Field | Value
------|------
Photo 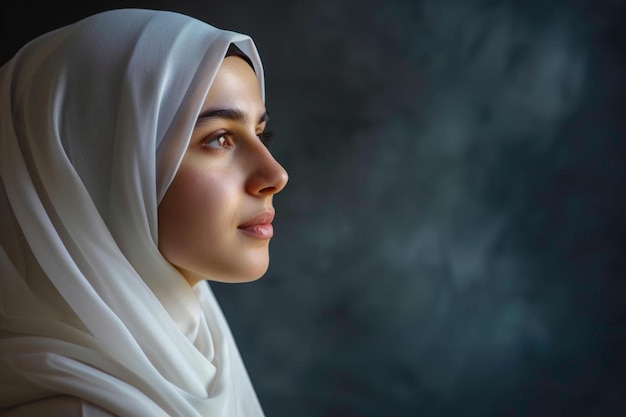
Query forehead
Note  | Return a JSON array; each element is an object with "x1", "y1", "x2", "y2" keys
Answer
[{"x1": 201, "y1": 56, "x2": 264, "y2": 112}]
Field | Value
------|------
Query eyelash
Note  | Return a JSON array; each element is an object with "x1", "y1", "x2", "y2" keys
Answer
[
  {"x1": 258, "y1": 130, "x2": 274, "y2": 146},
  {"x1": 202, "y1": 130, "x2": 274, "y2": 149}
]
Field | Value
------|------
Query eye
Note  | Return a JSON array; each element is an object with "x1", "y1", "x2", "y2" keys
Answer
[
  {"x1": 201, "y1": 133, "x2": 231, "y2": 149},
  {"x1": 258, "y1": 130, "x2": 274, "y2": 147}
]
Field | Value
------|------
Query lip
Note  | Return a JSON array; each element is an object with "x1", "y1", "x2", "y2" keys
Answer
[{"x1": 238, "y1": 210, "x2": 275, "y2": 239}]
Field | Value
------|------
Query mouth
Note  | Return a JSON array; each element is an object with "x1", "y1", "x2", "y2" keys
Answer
[{"x1": 238, "y1": 210, "x2": 275, "y2": 239}]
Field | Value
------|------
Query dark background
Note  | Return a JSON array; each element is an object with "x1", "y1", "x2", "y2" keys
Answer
[{"x1": 2, "y1": 1, "x2": 625, "y2": 416}]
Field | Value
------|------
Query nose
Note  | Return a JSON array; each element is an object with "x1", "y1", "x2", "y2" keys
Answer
[{"x1": 245, "y1": 146, "x2": 289, "y2": 196}]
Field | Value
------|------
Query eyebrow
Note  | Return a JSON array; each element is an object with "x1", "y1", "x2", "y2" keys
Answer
[{"x1": 196, "y1": 108, "x2": 269, "y2": 125}]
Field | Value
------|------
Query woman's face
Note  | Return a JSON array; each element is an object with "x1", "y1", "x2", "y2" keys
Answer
[{"x1": 157, "y1": 56, "x2": 288, "y2": 285}]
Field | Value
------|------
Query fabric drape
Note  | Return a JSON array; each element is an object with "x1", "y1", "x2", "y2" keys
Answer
[{"x1": 0, "y1": 9, "x2": 265, "y2": 416}]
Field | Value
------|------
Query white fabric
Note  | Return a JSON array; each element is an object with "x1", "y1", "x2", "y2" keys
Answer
[
  {"x1": 0, "y1": 9, "x2": 265, "y2": 417},
  {"x1": 1, "y1": 396, "x2": 115, "y2": 417}
]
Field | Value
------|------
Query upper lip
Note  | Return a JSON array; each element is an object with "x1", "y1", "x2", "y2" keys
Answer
[{"x1": 238, "y1": 210, "x2": 275, "y2": 228}]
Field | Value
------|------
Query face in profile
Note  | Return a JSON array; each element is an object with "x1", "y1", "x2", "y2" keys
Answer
[{"x1": 157, "y1": 55, "x2": 288, "y2": 285}]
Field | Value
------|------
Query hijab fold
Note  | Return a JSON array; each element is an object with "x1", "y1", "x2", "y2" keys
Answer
[{"x1": 0, "y1": 9, "x2": 264, "y2": 416}]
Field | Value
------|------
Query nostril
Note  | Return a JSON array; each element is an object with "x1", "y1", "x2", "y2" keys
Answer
[{"x1": 259, "y1": 185, "x2": 278, "y2": 195}]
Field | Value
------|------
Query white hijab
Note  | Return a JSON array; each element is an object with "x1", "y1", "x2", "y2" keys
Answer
[{"x1": 0, "y1": 9, "x2": 265, "y2": 416}]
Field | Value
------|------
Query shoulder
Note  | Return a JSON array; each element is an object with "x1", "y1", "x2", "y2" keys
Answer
[{"x1": 0, "y1": 396, "x2": 116, "y2": 417}]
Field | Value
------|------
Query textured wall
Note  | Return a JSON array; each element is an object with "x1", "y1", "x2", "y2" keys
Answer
[{"x1": 2, "y1": 1, "x2": 625, "y2": 416}]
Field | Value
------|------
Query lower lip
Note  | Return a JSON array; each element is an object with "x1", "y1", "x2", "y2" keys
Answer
[{"x1": 238, "y1": 224, "x2": 273, "y2": 239}]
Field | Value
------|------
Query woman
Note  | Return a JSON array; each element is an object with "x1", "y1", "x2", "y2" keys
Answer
[{"x1": 0, "y1": 8, "x2": 287, "y2": 416}]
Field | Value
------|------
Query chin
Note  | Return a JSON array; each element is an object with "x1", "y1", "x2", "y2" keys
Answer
[
  {"x1": 189, "y1": 261, "x2": 270, "y2": 285},
  {"x1": 219, "y1": 263, "x2": 270, "y2": 284}
]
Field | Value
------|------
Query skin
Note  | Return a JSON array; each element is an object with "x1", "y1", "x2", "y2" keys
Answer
[{"x1": 157, "y1": 56, "x2": 288, "y2": 286}]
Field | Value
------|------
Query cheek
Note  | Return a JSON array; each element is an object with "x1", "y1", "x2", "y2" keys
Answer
[{"x1": 157, "y1": 164, "x2": 232, "y2": 263}]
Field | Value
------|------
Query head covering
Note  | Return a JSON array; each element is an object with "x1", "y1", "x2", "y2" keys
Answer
[{"x1": 0, "y1": 9, "x2": 265, "y2": 416}]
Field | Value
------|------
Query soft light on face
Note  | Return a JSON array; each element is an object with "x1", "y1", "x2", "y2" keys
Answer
[{"x1": 157, "y1": 56, "x2": 288, "y2": 286}]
